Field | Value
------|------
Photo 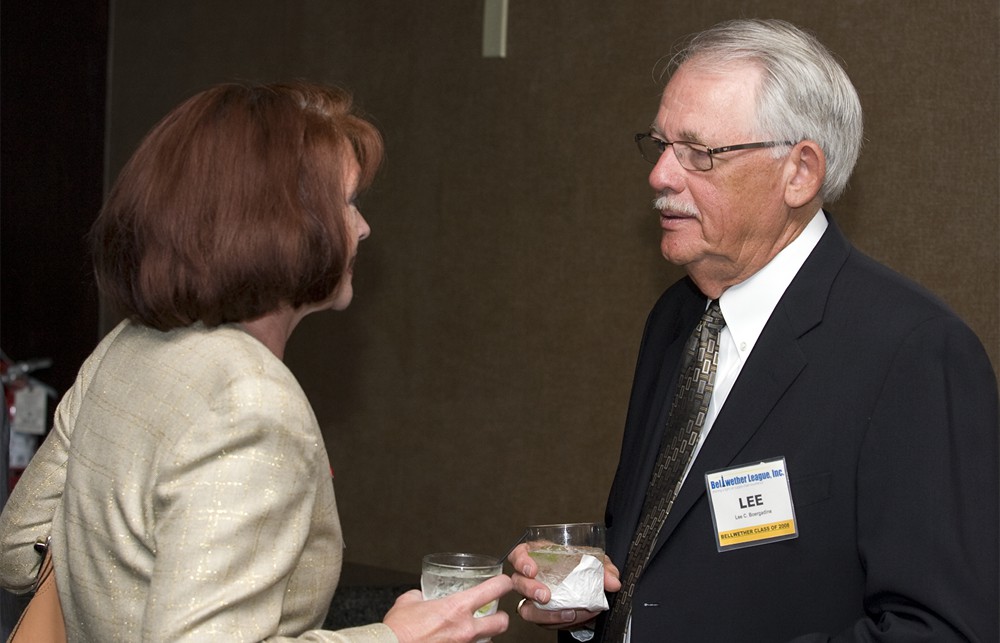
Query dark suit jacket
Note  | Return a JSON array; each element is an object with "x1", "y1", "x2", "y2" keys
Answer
[{"x1": 594, "y1": 217, "x2": 998, "y2": 642}]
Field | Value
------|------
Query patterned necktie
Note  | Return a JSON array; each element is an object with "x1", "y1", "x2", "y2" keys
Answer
[{"x1": 601, "y1": 299, "x2": 726, "y2": 642}]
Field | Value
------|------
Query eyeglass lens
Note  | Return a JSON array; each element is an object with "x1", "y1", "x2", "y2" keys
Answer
[{"x1": 636, "y1": 135, "x2": 712, "y2": 171}]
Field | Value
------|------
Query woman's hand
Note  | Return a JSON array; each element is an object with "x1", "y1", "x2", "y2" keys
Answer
[
  {"x1": 384, "y1": 574, "x2": 513, "y2": 643},
  {"x1": 508, "y1": 543, "x2": 621, "y2": 630}
]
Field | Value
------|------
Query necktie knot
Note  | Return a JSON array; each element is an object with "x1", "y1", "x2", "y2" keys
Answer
[
  {"x1": 704, "y1": 298, "x2": 726, "y2": 332},
  {"x1": 682, "y1": 299, "x2": 726, "y2": 375}
]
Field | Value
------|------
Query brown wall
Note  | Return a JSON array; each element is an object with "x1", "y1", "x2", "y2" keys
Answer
[{"x1": 105, "y1": 2, "x2": 999, "y2": 640}]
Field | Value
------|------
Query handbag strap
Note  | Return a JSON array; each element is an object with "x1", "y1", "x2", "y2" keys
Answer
[{"x1": 31, "y1": 540, "x2": 54, "y2": 594}]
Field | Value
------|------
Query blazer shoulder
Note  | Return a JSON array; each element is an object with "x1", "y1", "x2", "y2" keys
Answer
[
  {"x1": 835, "y1": 247, "x2": 966, "y2": 330},
  {"x1": 787, "y1": 219, "x2": 971, "y2": 340}
]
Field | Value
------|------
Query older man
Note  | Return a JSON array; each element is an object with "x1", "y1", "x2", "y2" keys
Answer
[{"x1": 511, "y1": 18, "x2": 998, "y2": 642}]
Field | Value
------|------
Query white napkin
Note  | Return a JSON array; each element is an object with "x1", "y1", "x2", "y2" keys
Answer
[{"x1": 533, "y1": 554, "x2": 609, "y2": 612}]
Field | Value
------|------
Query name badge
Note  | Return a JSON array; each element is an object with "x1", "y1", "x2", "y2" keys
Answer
[{"x1": 704, "y1": 457, "x2": 798, "y2": 552}]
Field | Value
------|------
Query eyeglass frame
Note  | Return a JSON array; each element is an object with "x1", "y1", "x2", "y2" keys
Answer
[{"x1": 634, "y1": 132, "x2": 797, "y2": 171}]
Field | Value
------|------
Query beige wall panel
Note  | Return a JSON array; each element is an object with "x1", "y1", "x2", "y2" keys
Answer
[{"x1": 107, "y1": 1, "x2": 998, "y2": 640}]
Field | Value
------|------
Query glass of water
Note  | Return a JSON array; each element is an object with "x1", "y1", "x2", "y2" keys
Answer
[
  {"x1": 526, "y1": 522, "x2": 606, "y2": 607},
  {"x1": 421, "y1": 552, "x2": 503, "y2": 617}
]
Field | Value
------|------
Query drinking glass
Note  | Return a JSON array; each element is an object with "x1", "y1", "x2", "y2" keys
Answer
[
  {"x1": 526, "y1": 522, "x2": 606, "y2": 607},
  {"x1": 420, "y1": 552, "x2": 503, "y2": 617}
]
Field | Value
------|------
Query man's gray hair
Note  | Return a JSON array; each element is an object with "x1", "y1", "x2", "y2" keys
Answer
[{"x1": 669, "y1": 19, "x2": 863, "y2": 203}]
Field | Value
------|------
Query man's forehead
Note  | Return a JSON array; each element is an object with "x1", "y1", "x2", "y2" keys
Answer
[{"x1": 653, "y1": 61, "x2": 761, "y2": 140}]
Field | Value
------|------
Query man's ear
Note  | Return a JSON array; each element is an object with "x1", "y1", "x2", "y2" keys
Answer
[{"x1": 784, "y1": 141, "x2": 825, "y2": 208}]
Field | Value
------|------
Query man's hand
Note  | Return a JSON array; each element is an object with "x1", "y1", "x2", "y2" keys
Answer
[{"x1": 508, "y1": 543, "x2": 621, "y2": 630}]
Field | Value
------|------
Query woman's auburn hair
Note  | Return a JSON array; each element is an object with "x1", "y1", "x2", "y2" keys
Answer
[{"x1": 91, "y1": 81, "x2": 383, "y2": 331}]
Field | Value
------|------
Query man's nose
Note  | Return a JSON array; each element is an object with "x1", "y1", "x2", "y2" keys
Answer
[{"x1": 648, "y1": 145, "x2": 686, "y2": 194}]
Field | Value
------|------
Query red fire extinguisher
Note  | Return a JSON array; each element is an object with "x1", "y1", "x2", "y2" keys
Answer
[{"x1": 1, "y1": 351, "x2": 56, "y2": 492}]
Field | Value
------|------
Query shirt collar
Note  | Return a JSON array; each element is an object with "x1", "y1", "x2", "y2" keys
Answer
[{"x1": 718, "y1": 209, "x2": 828, "y2": 358}]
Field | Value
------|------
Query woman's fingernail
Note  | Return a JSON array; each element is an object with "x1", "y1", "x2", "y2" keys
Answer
[
  {"x1": 561, "y1": 610, "x2": 577, "y2": 622},
  {"x1": 534, "y1": 589, "x2": 546, "y2": 602}
]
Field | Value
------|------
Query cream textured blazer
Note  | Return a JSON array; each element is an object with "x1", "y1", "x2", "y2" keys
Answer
[{"x1": 0, "y1": 321, "x2": 397, "y2": 642}]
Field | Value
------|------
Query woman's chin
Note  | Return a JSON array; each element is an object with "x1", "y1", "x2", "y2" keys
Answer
[{"x1": 327, "y1": 284, "x2": 354, "y2": 311}]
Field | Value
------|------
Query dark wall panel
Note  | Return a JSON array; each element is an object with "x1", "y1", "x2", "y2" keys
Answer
[{"x1": 1, "y1": 1, "x2": 107, "y2": 395}]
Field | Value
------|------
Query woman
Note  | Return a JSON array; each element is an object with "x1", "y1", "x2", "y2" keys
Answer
[{"x1": 0, "y1": 82, "x2": 511, "y2": 642}]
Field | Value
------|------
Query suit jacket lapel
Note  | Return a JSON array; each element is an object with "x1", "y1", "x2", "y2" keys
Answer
[{"x1": 648, "y1": 216, "x2": 852, "y2": 555}]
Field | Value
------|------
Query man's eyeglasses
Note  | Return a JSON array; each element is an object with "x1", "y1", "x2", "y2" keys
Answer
[{"x1": 634, "y1": 133, "x2": 796, "y2": 171}]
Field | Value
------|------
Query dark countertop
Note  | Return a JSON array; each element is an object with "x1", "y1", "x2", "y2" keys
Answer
[{"x1": 324, "y1": 562, "x2": 420, "y2": 630}]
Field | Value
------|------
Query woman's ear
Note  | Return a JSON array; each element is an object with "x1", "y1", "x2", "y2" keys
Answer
[{"x1": 784, "y1": 141, "x2": 826, "y2": 208}]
